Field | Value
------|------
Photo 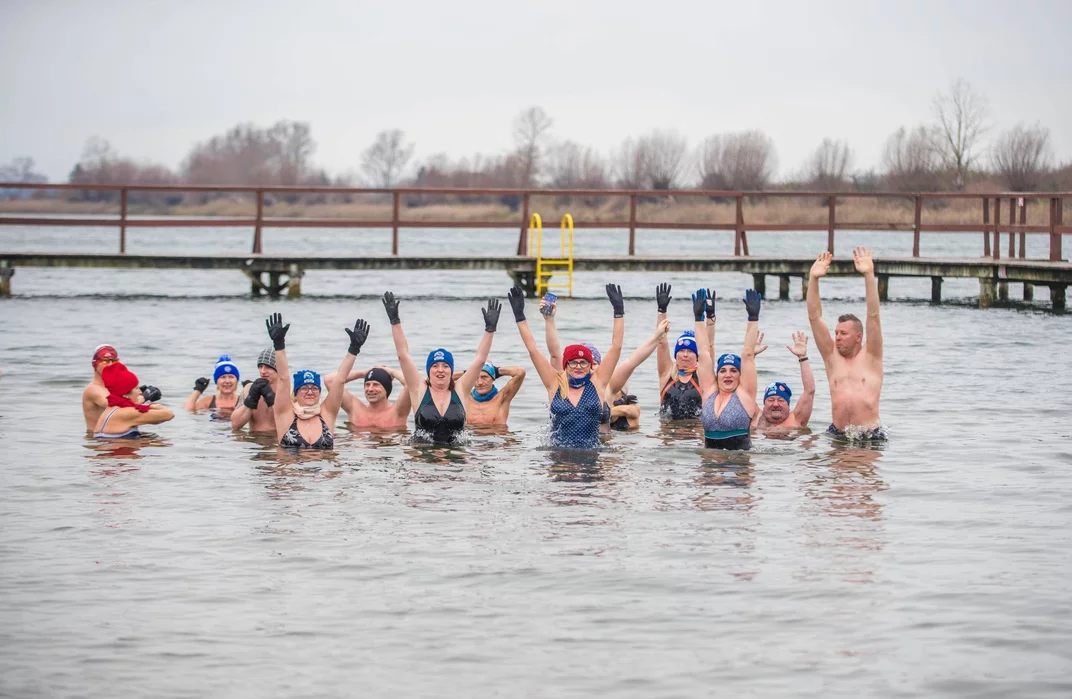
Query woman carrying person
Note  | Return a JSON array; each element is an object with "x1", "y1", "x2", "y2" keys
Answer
[
  {"x1": 264, "y1": 312, "x2": 368, "y2": 450},
  {"x1": 508, "y1": 284, "x2": 624, "y2": 450},
  {"x1": 92, "y1": 362, "x2": 175, "y2": 439},
  {"x1": 382, "y1": 291, "x2": 501, "y2": 445},
  {"x1": 185, "y1": 355, "x2": 242, "y2": 413},
  {"x1": 693, "y1": 288, "x2": 762, "y2": 450}
]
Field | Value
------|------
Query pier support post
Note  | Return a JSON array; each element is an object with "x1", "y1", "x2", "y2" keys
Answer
[
  {"x1": 877, "y1": 275, "x2": 889, "y2": 302},
  {"x1": 0, "y1": 262, "x2": 12, "y2": 297},
  {"x1": 508, "y1": 270, "x2": 537, "y2": 298},
  {"x1": 1023, "y1": 283, "x2": 1034, "y2": 301},
  {"x1": 978, "y1": 278, "x2": 995, "y2": 309},
  {"x1": 801, "y1": 273, "x2": 809, "y2": 301},
  {"x1": 751, "y1": 274, "x2": 766, "y2": 297},
  {"x1": 930, "y1": 277, "x2": 942, "y2": 304},
  {"x1": 997, "y1": 281, "x2": 1009, "y2": 301},
  {"x1": 779, "y1": 275, "x2": 790, "y2": 300},
  {"x1": 286, "y1": 265, "x2": 304, "y2": 298},
  {"x1": 1052, "y1": 285, "x2": 1066, "y2": 312}
]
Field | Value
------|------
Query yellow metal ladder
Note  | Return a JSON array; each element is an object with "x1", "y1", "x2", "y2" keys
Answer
[{"x1": 528, "y1": 213, "x2": 574, "y2": 297}]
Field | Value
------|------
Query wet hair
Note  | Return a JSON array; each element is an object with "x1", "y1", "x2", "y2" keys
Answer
[{"x1": 837, "y1": 313, "x2": 863, "y2": 334}]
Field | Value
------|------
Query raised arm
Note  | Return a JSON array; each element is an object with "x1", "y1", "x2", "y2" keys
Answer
[
  {"x1": 541, "y1": 298, "x2": 563, "y2": 369},
  {"x1": 265, "y1": 313, "x2": 292, "y2": 420},
  {"x1": 594, "y1": 284, "x2": 626, "y2": 387},
  {"x1": 737, "y1": 289, "x2": 762, "y2": 417},
  {"x1": 610, "y1": 318, "x2": 670, "y2": 395},
  {"x1": 508, "y1": 287, "x2": 558, "y2": 389},
  {"x1": 383, "y1": 291, "x2": 425, "y2": 410},
  {"x1": 457, "y1": 299, "x2": 500, "y2": 396},
  {"x1": 704, "y1": 288, "x2": 716, "y2": 358},
  {"x1": 787, "y1": 331, "x2": 815, "y2": 426},
  {"x1": 855, "y1": 247, "x2": 883, "y2": 361},
  {"x1": 655, "y1": 283, "x2": 673, "y2": 379},
  {"x1": 692, "y1": 289, "x2": 716, "y2": 396},
  {"x1": 807, "y1": 252, "x2": 835, "y2": 360},
  {"x1": 496, "y1": 366, "x2": 527, "y2": 402},
  {"x1": 323, "y1": 319, "x2": 367, "y2": 417}
]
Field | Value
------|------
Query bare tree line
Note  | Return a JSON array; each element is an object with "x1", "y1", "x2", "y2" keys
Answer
[{"x1": 0, "y1": 79, "x2": 1068, "y2": 202}]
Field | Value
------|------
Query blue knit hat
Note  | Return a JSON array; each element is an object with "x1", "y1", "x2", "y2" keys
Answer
[
  {"x1": 764, "y1": 381, "x2": 792, "y2": 404},
  {"x1": 674, "y1": 332, "x2": 698, "y2": 357},
  {"x1": 292, "y1": 369, "x2": 321, "y2": 394},
  {"x1": 481, "y1": 363, "x2": 498, "y2": 380},
  {"x1": 426, "y1": 348, "x2": 454, "y2": 373},
  {"x1": 213, "y1": 355, "x2": 240, "y2": 383},
  {"x1": 581, "y1": 343, "x2": 602, "y2": 364},
  {"x1": 717, "y1": 353, "x2": 741, "y2": 371}
]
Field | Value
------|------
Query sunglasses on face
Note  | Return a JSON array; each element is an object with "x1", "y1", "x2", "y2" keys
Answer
[
  {"x1": 94, "y1": 357, "x2": 118, "y2": 366},
  {"x1": 566, "y1": 359, "x2": 590, "y2": 369}
]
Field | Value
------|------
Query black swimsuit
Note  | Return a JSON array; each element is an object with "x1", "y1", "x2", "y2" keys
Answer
[
  {"x1": 415, "y1": 387, "x2": 466, "y2": 444},
  {"x1": 661, "y1": 375, "x2": 703, "y2": 419},
  {"x1": 279, "y1": 415, "x2": 334, "y2": 449}
]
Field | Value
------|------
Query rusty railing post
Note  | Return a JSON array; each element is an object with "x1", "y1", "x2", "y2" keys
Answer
[
  {"x1": 391, "y1": 191, "x2": 400, "y2": 256},
  {"x1": 253, "y1": 189, "x2": 264, "y2": 254},
  {"x1": 827, "y1": 196, "x2": 835, "y2": 254},
  {"x1": 912, "y1": 195, "x2": 922, "y2": 257},
  {"x1": 1052, "y1": 197, "x2": 1064, "y2": 261},
  {"x1": 1007, "y1": 197, "x2": 1015, "y2": 258},
  {"x1": 119, "y1": 188, "x2": 128, "y2": 254},
  {"x1": 1018, "y1": 197, "x2": 1026, "y2": 259},
  {"x1": 992, "y1": 197, "x2": 1001, "y2": 260},
  {"x1": 733, "y1": 195, "x2": 742, "y2": 256},
  {"x1": 982, "y1": 196, "x2": 991, "y2": 256},
  {"x1": 517, "y1": 192, "x2": 530, "y2": 256},
  {"x1": 628, "y1": 193, "x2": 637, "y2": 256}
]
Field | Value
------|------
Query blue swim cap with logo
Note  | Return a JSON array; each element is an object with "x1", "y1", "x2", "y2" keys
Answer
[
  {"x1": 292, "y1": 369, "x2": 322, "y2": 394},
  {"x1": 426, "y1": 348, "x2": 454, "y2": 373},
  {"x1": 717, "y1": 353, "x2": 741, "y2": 371},
  {"x1": 764, "y1": 381, "x2": 792, "y2": 403}
]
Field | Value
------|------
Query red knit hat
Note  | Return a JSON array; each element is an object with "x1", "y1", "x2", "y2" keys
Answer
[
  {"x1": 562, "y1": 344, "x2": 592, "y2": 369},
  {"x1": 101, "y1": 362, "x2": 139, "y2": 397}
]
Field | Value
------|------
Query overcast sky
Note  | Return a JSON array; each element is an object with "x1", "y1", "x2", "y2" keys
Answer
[{"x1": 2, "y1": 0, "x2": 1069, "y2": 182}]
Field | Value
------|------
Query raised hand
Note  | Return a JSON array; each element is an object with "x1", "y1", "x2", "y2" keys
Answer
[
  {"x1": 266, "y1": 312, "x2": 290, "y2": 350},
  {"x1": 786, "y1": 330, "x2": 809, "y2": 358},
  {"x1": 744, "y1": 288, "x2": 762, "y2": 321},
  {"x1": 656, "y1": 283, "x2": 672, "y2": 314},
  {"x1": 753, "y1": 331, "x2": 768, "y2": 356},
  {"x1": 853, "y1": 246, "x2": 874, "y2": 276},
  {"x1": 140, "y1": 385, "x2": 162, "y2": 402},
  {"x1": 382, "y1": 291, "x2": 401, "y2": 325},
  {"x1": 655, "y1": 317, "x2": 671, "y2": 338},
  {"x1": 345, "y1": 318, "x2": 370, "y2": 355},
  {"x1": 538, "y1": 296, "x2": 557, "y2": 318},
  {"x1": 193, "y1": 377, "x2": 210, "y2": 393},
  {"x1": 606, "y1": 284, "x2": 625, "y2": 318},
  {"x1": 705, "y1": 288, "x2": 716, "y2": 320},
  {"x1": 243, "y1": 377, "x2": 265, "y2": 409},
  {"x1": 691, "y1": 288, "x2": 707, "y2": 322},
  {"x1": 483, "y1": 298, "x2": 502, "y2": 332},
  {"x1": 810, "y1": 251, "x2": 832, "y2": 279},
  {"x1": 508, "y1": 286, "x2": 526, "y2": 322}
]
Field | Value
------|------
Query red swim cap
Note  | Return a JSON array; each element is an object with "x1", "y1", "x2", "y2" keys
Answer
[
  {"x1": 562, "y1": 344, "x2": 592, "y2": 369},
  {"x1": 101, "y1": 362, "x2": 139, "y2": 397},
  {"x1": 92, "y1": 344, "x2": 119, "y2": 364}
]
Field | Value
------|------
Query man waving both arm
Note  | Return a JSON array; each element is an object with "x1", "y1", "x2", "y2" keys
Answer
[{"x1": 807, "y1": 247, "x2": 886, "y2": 442}]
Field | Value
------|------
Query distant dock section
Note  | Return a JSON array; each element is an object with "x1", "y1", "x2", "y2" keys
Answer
[{"x1": 0, "y1": 183, "x2": 1069, "y2": 309}]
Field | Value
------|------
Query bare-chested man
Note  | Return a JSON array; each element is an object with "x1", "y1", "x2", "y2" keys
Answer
[
  {"x1": 326, "y1": 365, "x2": 411, "y2": 429},
  {"x1": 807, "y1": 247, "x2": 885, "y2": 442},
  {"x1": 457, "y1": 363, "x2": 526, "y2": 426},
  {"x1": 83, "y1": 345, "x2": 160, "y2": 432},
  {"x1": 231, "y1": 348, "x2": 281, "y2": 433},
  {"x1": 752, "y1": 331, "x2": 815, "y2": 431}
]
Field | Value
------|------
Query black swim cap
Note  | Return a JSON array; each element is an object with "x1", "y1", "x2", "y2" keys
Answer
[{"x1": 364, "y1": 368, "x2": 393, "y2": 397}]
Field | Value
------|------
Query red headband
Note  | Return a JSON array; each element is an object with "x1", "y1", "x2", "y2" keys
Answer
[{"x1": 562, "y1": 344, "x2": 591, "y2": 369}]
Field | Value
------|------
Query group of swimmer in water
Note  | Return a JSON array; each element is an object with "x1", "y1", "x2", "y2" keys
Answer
[{"x1": 83, "y1": 248, "x2": 885, "y2": 450}]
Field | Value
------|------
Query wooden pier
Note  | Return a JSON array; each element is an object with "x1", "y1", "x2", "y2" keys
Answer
[{"x1": 0, "y1": 183, "x2": 1069, "y2": 310}]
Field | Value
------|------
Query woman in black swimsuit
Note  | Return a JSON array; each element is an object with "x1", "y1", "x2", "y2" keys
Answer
[
  {"x1": 264, "y1": 312, "x2": 369, "y2": 450},
  {"x1": 654, "y1": 283, "x2": 715, "y2": 419},
  {"x1": 382, "y1": 291, "x2": 501, "y2": 445}
]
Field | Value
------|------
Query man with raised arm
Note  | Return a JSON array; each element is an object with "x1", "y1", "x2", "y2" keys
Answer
[{"x1": 807, "y1": 247, "x2": 886, "y2": 442}]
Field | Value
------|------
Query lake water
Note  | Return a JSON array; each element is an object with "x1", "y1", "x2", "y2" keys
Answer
[{"x1": 1, "y1": 223, "x2": 1071, "y2": 697}]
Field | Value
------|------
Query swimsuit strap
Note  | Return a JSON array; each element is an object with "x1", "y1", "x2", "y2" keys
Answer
[{"x1": 98, "y1": 407, "x2": 120, "y2": 433}]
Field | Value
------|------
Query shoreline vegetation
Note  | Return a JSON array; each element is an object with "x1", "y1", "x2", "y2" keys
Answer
[{"x1": 0, "y1": 195, "x2": 1057, "y2": 227}]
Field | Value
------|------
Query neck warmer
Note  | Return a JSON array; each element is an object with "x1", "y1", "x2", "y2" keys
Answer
[
  {"x1": 292, "y1": 402, "x2": 323, "y2": 420},
  {"x1": 568, "y1": 374, "x2": 592, "y2": 389},
  {"x1": 470, "y1": 385, "x2": 499, "y2": 403},
  {"x1": 107, "y1": 394, "x2": 152, "y2": 413}
]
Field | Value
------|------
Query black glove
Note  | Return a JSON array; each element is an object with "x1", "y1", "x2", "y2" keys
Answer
[
  {"x1": 261, "y1": 381, "x2": 276, "y2": 407},
  {"x1": 705, "y1": 288, "x2": 716, "y2": 320},
  {"x1": 266, "y1": 312, "x2": 289, "y2": 351},
  {"x1": 483, "y1": 298, "x2": 502, "y2": 332},
  {"x1": 382, "y1": 291, "x2": 401, "y2": 325},
  {"x1": 508, "y1": 286, "x2": 526, "y2": 322},
  {"x1": 656, "y1": 283, "x2": 672, "y2": 314},
  {"x1": 243, "y1": 378, "x2": 265, "y2": 409},
  {"x1": 744, "y1": 288, "x2": 762, "y2": 321},
  {"x1": 691, "y1": 288, "x2": 707, "y2": 322},
  {"x1": 140, "y1": 385, "x2": 161, "y2": 403},
  {"x1": 345, "y1": 318, "x2": 370, "y2": 355},
  {"x1": 193, "y1": 377, "x2": 209, "y2": 393},
  {"x1": 614, "y1": 394, "x2": 638, "y2": 406},
  {"x1": 606, "y1": 284, "x2": 624, "y2": 318}
]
